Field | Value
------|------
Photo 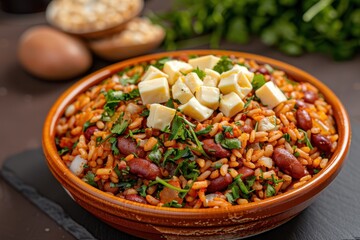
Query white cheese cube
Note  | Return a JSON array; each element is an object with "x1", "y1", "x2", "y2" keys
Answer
[
  {"x1": 219, "y1": 92, "x2": 245, "y2": 117},
  {"x1": 147, "y1": 104, "x2": 176, "y2": 131},
  {"x1": 178, "y1": 97, "x2": 213, "y2": 122},
  {"x1": 172, "y1": 77, "x2": 194, "y2": 104},
  {"x1": 238, "y1": 72, "x2": 253, "y2": 97},
  {"x1": 196, "y1": 86, "x2": 220, "y2": 110},
  {"x1": 141, "y1": 66, "x2": 168, "y2": 82},
  {"x1": 255, "y1": 81, "x2": 287, "y2": 109},
  {"x1": 184, "y1": 72, "x2": 203, "y2": 94},
  {"x1": 218, "y1": 74, "x2": 245, "y2": 98},
  {"x1": 138, "y1": 77, "x2": 170, "y2": 105},
  {"x1": 221, "y1": 64, "x2": 254, "y2": 82},
  {"x1": 163, "y1": 60, "x2": 193, "y2": 85},
  {"x1": 188, "y1": 55, "x2": 221, "y2": 70},
  {"x1": 203, "y1": 68, "x2": 220, "y2": 87}
]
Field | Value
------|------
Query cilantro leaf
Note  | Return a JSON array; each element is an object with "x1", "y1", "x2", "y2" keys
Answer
[
  {"x1": 137, "y1": 185, "x2": 148, "y2": 197},
  {"x1": 109, "y1": 137, "x2": 120, "y2": 155},
  {"x1": 84, "y1": 171, "x2": 97, "y2": 187},
  {"x1": 152, "y1": 57, "x2": 172, "y2": 69},
  {"x1": 58, "y1": 147, "x2": 69, "y2": 156},
  {"x1": 165, "y1": 98, "x2": 175, "y2": 109},
  {"x1": 192, "y1": 67, "x2": 206, "y2": 80},
  {"x1": 162, "y1": 200, "x2": 183, "y2": 208},
  {"x1": 195, "y1": 125, "x2": 213, "y2": 135},
  {"x1": 223, "y1": 126, "x2": 233, "y2": 135},
  {"x1": 220, "y1": 138, "x2": 241, "y2": 149},
  {"x1": 283, "y1": 133, "x2": 291, "y2": 142},
  {"x1": 252, "y1": 74, "x2": 266, "y2": 90},
  {"x1": 83, "y1": 121, "x2": 94, "y2": 131},
  {"x1": 213, "y1": 56, "x2": 233, "y2": 74},
  {"x1": 148, "y1": 145, "x2": 162, "y2": 165},
  {"x1": 119, "y1": 73, "x2": 140, "y2": 86},
  {"x1": 140, "y1": 109, "x2": 150, "y2": 117},
  {"x1": 175, "y1": 159, "x2": 199, "y2": 181},
  {"x1": 111, "y1": 113, "x2": 129, "y2": 135},
  {"x1": 265, "y1": 184, "x2": 276, "y2": 197}
]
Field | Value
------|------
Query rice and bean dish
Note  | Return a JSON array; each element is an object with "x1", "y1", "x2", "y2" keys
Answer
[{"x1": 56, "y1": 54, "x2": 338, "y2": 208}]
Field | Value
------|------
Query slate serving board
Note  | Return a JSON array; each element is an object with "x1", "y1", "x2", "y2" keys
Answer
[{"x1": 1, "y1": 121, "x2": 359, "y2": 240}]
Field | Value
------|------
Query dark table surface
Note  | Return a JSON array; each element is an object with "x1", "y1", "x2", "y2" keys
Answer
[{"x1": 0, "y1": 0, "x2": 359, "y2": 239}]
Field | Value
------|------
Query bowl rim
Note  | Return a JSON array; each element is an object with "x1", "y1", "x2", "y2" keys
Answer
[{"x1": 43, "y1": 49, "x2": 351, "y2": 216}]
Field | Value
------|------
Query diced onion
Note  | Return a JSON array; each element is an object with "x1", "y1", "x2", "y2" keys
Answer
[
  {"x1": 69, "y1": 155, "x2": 87, "y2": 176},
  {"x1": 126, "y1": 102, "x2": 142, "y2": 114},
  {"x1": 258, "y1": 156, "x2": 273, "y2": 169}
]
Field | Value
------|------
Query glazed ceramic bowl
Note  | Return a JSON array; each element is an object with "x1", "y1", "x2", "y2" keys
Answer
[{"x1": 43, "y1": 50, "x2": 351, "y2": 239}]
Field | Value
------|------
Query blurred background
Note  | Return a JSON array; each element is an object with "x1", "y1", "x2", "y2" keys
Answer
[{"x1": 0, "y1": 0, "x2": 359, "y2": 239}]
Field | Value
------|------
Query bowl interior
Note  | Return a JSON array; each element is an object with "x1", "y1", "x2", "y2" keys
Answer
[{"x1": 43, "y1": 50, "x2": 351, "y2": 217}]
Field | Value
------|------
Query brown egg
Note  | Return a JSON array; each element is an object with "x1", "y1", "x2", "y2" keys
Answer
[{"x1": 18, "y1": 26, "x2": 92, "y2": 81}]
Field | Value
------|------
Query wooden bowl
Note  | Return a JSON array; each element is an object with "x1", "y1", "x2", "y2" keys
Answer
[{"x1": 43, "y1": 50, "x2": 351, "y2": 239}]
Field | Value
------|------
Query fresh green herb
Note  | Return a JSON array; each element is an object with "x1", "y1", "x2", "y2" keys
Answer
[
  {"x1": 220, "y1": 138, "x2": 241, "y2": 150},
  {"x1": 165, "y1": 98, "x2": 175, "y2": 109},
  {"x1": 294, "y1": 151, "x2": 300, "y2": 157},
  {"x1": 162, "y1": 147, "x2": 195, "y2": 167},
  {"x1": 252, "y1": 74, "x2": 266, "y2": 91},
  {"x1": 137, "y1": 185, "x2": 148, "y2": 197},
  {"x1": 111, "y1": 113, "x2": 129, "y2": 135},
  {"x1": 109, "y1": 137, "x2": 120, "y2": 155},
  {"x1": 215, "y1": 132, "x2": 240, "y2": 149},
  {"x1": 265, "y1": 184, "x2": 276, "y2": 197},
  {"x1": 140, "y1": 108, "x2": 150, "y2": 117},
  {"x1": 246, "y1": 175, "x2": 256, "y2": 188},
  {"x1": 235, "y1": 121, "x2": 242, "y2": 126},
  {"x1": 84, "y1": 171, "x2": 97, "y2": 187},
  {"x1": 231, "y1": 185, "x2": 240, "y2": 200},
  {"x1": 162, "y1": 200, "x2": 183, "y2": 208},
  {"x1": 175, "y1": 159, "x2": 199, "y2": 180},
  {"x1": 113, "y1": 164, "x2": 130, "y2": 180},
  {"x1": 83, "y1": 121, "x2": 94, "y2": 132},
  {"x1": 214, "y1": 132, "x2": 225, "y2": 144},
  {"x1": 83, "y1": 163, "x2": 89, "y2": 169},
  {"x1": 313, "y1": 169, "x2": 320, "y2": 174},
  {"x1": 244, "y1": 96, "x2": 254, "y2": 109},
  {"x1": 110, "y1": 181, "x2": 135, "y2": 189},
  {"x1": 192, "y1": 67, "x2": 206, "y2": 80},
  {"x1": 103, "y1": 90, "x2": 124, "y2": 117},
  {"x1": 298, "y1": 129, "x2": 314, "y2": 150},
  {"x1": 58, "y1": 147, "x2": 69, "y2": 156},
  {"x1": 72, "y1": 140, "x2": 79, "y2": 149},
  {"x1": 169, "y1": 115, "x2": 187, "y2": 141},
  {"x1": 153, "y1": 177, "x2": 188, "y2": 193},
  {"x1": 148, "y1": 145, "x2": 162, "y2": 165},
  {"x1": 213, "y1": 56, "x2": 233, "y2": 74},
  {"x1": 270, "y1": 174, "x2": 284, "y2": 186},
  {"x1": 119, "y1": 73, "x2": 140, "y2": 86},
  {"x1": 214, "y1": 162, "x2": 223, "y2": 169},
  {"x1": 225, "y1": 192, "x2": 235, "y2": 204},
  {"x1": 55, "y1": 137, "x2": 60, "y2": 146},
  {"x1": 223, "y1": 126, "x2": 233, "y2": 135},
  {"x1": 195, "y1": 125, "x2": 213, "y2": 135},
  {"x1": 283, "y1": 133, "x2": 291, "y2": 142},
  {"x1": 152, "y1": 57, "x2": 172, "y2": 69},
  {"x1": 285, "y1": 78, "x2": 298, "y2": 86}
]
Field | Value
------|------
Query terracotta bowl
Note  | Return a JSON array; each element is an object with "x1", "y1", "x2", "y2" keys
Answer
[{"x1": 43, "y1": 50, "x2": 351, "y2": 239}]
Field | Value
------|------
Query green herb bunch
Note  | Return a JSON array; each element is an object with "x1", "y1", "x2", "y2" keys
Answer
[{"x1": 149, "y1": 0, "x2": 360, "y2": 60}]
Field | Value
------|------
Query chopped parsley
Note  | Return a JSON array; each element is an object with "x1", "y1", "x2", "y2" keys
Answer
[
  {"x1": 265, "y1": 184, "x2": 276, "y2": 197},
  {"x1": 298, "y1": 129, "x2": 314, "y2": 150},
  {"x1": 192, "y1": 67, "x2": 206, "y2": 80},
  {"x1": 140, "y1": 108, "x2": 150, "y2": 117},
  {"x1": 162, "y1": 200, "x2": 183, "y2": 208},
  {"x1": 111, "y1": 113, "x2": 129, "y2": 135},
  {"x1": 58, "y1": 147, "x2": 69, "y2": 156},
  {"x1": 213, "y1": 56, "x2": 233, "y2": 74},
  {"x1": 195, "y1": 125, "x2": 213, "y2": 135},
  {"x1": 283, "y1": 133, "x2": 291, "y2": 142},
  {"x1": 252, "y1": 74, "x2": 266, "y2": 91},
  {"x1": 137, "y1": 185, "x2": 148, "y2": 197},
  {"x1": 152, "y1": 57, "x2": 172, "y2": 69},
  {"x1": 84, "y1": 171, "x2": 97, "y2": 187},
  {"x1": 175, "y1": 159, "x2": 199, "y2": 180},
  {"x1": 119, "y1": 73, "x2": 140, "y2": 86},
  {"x1": 215, "y1": 132, "x2": 241, "y2": 150},
  {"x1": 108, "y1": 137, "x2": 120, "y2": 155},
  {"x1": 102, "y1": 89, "x2": 140, "y2": 118},
  {"x1": 223, "y1": 126, "x2": 233, "y2": 135},
  {"x1": 83, "y1": 120, "x2": 94, "y2": 131},
  {"x1": 294, "y1": 151, "x2": 300, "y2": 157},
  {"x1": 148, "y1": 145, "x2": 162, "y2": 165},
  {"x1": 165, "y1": 98, "x2": 176, "y2": 109}
]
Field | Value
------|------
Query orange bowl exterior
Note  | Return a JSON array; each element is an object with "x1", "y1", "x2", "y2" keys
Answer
[{"x1": 42, "y1": 50, "x2": 351, "y2": 239}]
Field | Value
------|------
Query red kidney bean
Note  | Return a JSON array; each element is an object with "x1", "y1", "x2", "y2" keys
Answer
[
  {"x1": 207, "y1": 173, "x2": 233, "y2": 193},
  {"x1": 296, "y1": 108, "x2": 313, "y2": 130},
  {"x1": 273, "y1": 148, "x2": 308, "y2": 179},
  {"x1": 127, "y1": 158, "x2": 160, "y2": 180},
  {"x1": 103, "y1": 182, "x2": 119, "y2": 194},
  {"x1": 295, "y1": 100, "x2": 307, "y2": 109},
  {"x1": 311, "y1": 134, "x2": 332, "y2": 153},
  {"x1": 303, "y1": 91, "x2": 318, "y2": 104},
  {"x1": 125, "y1": 194, "x2": 147, "y2": 204},
  {"x1": 84, "y1": 126, "x2": 99, "y2": 141},
  {"x1": 117, "y1": 136, "x2": 145, "y2": 158},
  {"x1": 202, "y1": 139, "x2": 231, "y2": 158},
  {"x1": 237, "y1": 167, "x2": 255, "y2": 180},
  {"x1": 241, "y1": 125, "x2": 253, "y2": 134}
]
